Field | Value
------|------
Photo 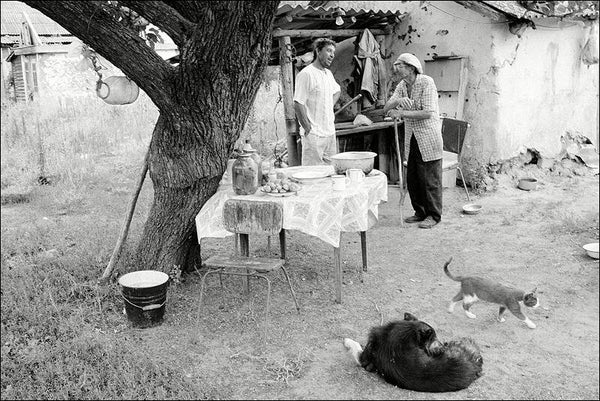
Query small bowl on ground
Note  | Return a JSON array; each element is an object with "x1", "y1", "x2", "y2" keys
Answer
[
  {"x1": 583, "y1": 243, "x2": 599, "y2": 259},
  {"x1": 462, "y1": 203, "x2": 483, "y2": 215},
  {"x1": 518, "y1": 178, "x2": 538, "y2": 191}
]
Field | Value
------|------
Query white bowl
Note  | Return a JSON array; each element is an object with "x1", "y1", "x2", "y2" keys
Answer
[
  {"x1": 462, "y1": 203, "x2": 483, "y2": 215},
  {"x1": 583, "y1": 243, "x2": 599, "y2": 259},
  {"x1": 330, "y1": 151, "x2": 377, "y2": 175}
]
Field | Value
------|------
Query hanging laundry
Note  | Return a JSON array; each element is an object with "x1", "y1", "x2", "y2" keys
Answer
[{"x1": 352, "y1": 28, "x2": 388, "y2": 109}]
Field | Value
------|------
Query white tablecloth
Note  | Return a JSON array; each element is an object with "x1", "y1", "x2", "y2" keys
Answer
[{"x1": 195, "y1": 165, "x2": 388, "y2": 247}]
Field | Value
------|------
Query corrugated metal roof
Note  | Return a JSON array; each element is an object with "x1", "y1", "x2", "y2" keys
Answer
[
  {"x1": 277, "y1": 3, "x2": 405, "y2": 18},
  {"x1": 1, "y1": 1, "x2": 70, "y2": 36},
  {"x1": 1, "y1": 0, "x2": 72, "y2": 46}
]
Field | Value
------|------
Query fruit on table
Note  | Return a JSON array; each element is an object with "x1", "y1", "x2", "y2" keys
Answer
[{"x1": 261, "y1": 178, "x2": 300, "y2": 193}]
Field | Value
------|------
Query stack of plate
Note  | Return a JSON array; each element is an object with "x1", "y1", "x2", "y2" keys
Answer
[{"x1": 290, "y1": 168, "x2": 332, "y2": 183}]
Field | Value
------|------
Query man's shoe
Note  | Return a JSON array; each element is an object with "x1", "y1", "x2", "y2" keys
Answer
[
  {"x1": 404, "y1": 215, "x2": 425, "y2": 224},
  {"x1": 418, "y1": 216, "x2": 439, "y2": 229}
]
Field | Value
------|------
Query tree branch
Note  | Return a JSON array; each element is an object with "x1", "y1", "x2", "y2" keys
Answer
[
  {"x1": 118, "y1": 1, "x2": 192, "y2": 47},
  {"x1": 23, "y1": 0, "x2": 174, "y2": 109}
]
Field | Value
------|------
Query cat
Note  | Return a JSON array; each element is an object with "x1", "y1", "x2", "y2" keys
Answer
[{"x1": 443, "y1": 257, "x2": 539, "y2": 329}]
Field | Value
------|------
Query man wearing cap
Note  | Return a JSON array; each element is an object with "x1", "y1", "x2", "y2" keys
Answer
[
  {"x1": 294, "y1": 38, "x2": 341, "y2": 165},
  {"x1": 383, "y1": 53, "x2": 443, "y2": 229}
]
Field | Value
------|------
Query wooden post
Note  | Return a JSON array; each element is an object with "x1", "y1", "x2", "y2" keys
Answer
[
  {"x1": 360, "y1": 231, "x2": 367, "y2": 272},
  {"x1": 375, "y1": 34, "x2": 389, "y2": 174},
  {"x1": 375, "y1": 34, "x2": 388, "y2": 105},
  {"x1": 240, "y1": 233, "x2": 250, "y2": 295},
  {"x1": 279, "y1": 36, "x2": 299, "y2": 166},
  {"x1": 99, "y1": 149, "x2": 149, "y2": 283},
  {"x1": 333, "y1": 245, "x2": 342, "y2": 304},
  {"x1": 279, "y1": 229, "x2": 286, "y2": 260},
  {"x1": 456, "y1": 57, "x2": 469, "y2": 120}
]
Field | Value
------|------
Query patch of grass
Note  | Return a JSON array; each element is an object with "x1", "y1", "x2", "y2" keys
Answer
[
  {"x1": 543, "y1": 201, "x2": 599, "y2": 238},
  {"x1": 1, "y1": 331, "x2": 200, "y2": 400},
  {"x1": 1, "y1": 83, "x2": 286, "y2": 400},
  {"x1": 0, "y1": 217, "x2": 207, "y2": 400},
  {"x1": 1, "y1": 94, "x2": 155, "y2": 191}
]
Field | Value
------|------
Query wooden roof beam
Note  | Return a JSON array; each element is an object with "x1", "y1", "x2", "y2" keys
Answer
[{"x1": 272, "y1": 27, "x2": 391, "y2": 38}]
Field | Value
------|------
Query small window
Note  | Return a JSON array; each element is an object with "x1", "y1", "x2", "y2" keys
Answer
[{"x1": 24, "y1": 56, "x2": 39, "y2": 100}]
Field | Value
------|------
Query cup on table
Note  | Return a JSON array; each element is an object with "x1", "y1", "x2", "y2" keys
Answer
[
  {"x1": 332, "y1": 175, "x2": 347, "y2": 191},
  {"x1": 346, "y1": 168, "x2": 365, "y2": 185}
]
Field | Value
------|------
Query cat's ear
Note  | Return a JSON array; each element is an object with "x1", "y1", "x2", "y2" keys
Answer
[{"x1": 404, "y1": 312, "x2": 418, "y2": 321}]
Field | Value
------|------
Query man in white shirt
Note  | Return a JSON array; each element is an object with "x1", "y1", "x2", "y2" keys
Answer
[{"x1": 293, "y1": 38, "x2": 341, "y2": 165}]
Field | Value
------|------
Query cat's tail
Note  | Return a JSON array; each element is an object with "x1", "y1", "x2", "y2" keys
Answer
[{"x1": 443, "y1": 257, "x2": 460, "y2": 281}]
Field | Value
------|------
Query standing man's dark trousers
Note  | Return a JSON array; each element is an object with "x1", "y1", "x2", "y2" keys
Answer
[{"x1": 406, "y1": 135, "x2": 443, "y2": 222}]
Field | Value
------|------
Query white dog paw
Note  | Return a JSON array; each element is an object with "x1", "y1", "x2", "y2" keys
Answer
[
  {"x1": 465, "y1": 311, "x2": 477, "y2": 319},
  {"x1": 343, "y1": 338, "x2": 362, "y2": 365},
  {"x1": 497, "y1": 317, "x2": 506, "y2": 323},
  {"x1": 343, "y1": 338, "x2": 358, "y2": 349},
  {"x1": 525, "y1": 320, "x2": 536, "y2": 329}
]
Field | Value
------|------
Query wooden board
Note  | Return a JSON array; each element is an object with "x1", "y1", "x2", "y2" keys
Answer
[
  {"x1": 335, "y1": 121, "x2": 395, "y2": 137},
  {"x1": 223, "y1": 200, "x2": 283, "y2": 236},
  {"x1": 203, "y1": 255, "x2": 284, "y2": 273}
]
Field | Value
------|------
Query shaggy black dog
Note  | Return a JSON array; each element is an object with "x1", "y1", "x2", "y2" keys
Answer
[{"x1": 344, "y1": 313, "x2": 483, "y2": 392}]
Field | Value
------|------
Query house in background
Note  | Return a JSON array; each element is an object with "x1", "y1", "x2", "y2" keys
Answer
[
  {"x1": 1, "y1": 1, "x2": 178, "y2": 104},
  {"x1": 279, "y1": 1, "x2": 598, "y2": 183},
  {"x1": 382, "y1": 1, "x2": 599, "y2": 178},
  {"x1": 1, "y1": 0, "x2": 75, "y2": 102}
]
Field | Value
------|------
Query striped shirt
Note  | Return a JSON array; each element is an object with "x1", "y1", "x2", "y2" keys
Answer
[{"x1": 390, "y1": 74, "x2": 443, "y2": 162}]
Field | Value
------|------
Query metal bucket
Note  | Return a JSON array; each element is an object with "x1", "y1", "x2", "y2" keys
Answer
[{"x1": 118, "y1": 270, "x2": 169, "y2": 328}]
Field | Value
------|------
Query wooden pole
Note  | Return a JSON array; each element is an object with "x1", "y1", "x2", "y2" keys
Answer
[
  {"x1": 99, "y1": 149, "x2": 149, "y2": 283},
  {"x1": 333, "y1": 245, "x2": 342, "y2": 304},
  {"x1": 273, "y1": 28, "x2": 390, "y2": 38},
  {"x1": 279, "y1": 36, "x2": 299, "y2": 166}
]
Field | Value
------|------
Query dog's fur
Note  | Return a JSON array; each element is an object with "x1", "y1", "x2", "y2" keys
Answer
[{"x1": 344, "y1": 313, "x2": 483, "y2": 393}]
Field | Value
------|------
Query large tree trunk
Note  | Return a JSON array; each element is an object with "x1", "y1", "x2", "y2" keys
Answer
[
  {"x1": 136, "y1": 112, "x2": 226, "y2": 272},
  {"x1": 137, "y1": 2, "x2": 279, "y2": 273}
]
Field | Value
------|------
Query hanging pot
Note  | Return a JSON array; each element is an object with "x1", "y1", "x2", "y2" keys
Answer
[{"x1": 96, "y1": 76, "x2": 139, "y2": 105}]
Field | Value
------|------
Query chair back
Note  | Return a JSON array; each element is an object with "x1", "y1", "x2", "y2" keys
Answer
[
  {"x1": 441, "y1": 117, "x2": 469, "y2": 155},
  {"x1": 223, "y1": 199, "x2": 283, "y2": 236}
]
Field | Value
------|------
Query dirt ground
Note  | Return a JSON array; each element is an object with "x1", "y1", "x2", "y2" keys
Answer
[
  {"x1": 120, "y1": 167, "x2": 598, "y2": 400},
  {"x1": 5, "y1": 163, "x2": 596, "y2": 399}
]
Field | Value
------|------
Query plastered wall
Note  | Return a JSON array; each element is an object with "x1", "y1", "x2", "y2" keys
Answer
[{"x1": 382, "y1": 1, "x2": 598, "y2": 172}]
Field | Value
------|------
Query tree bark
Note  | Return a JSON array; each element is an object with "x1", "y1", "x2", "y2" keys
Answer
[{"x1": 24, "y1": 1, "x2": 281, "y2": 274}]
